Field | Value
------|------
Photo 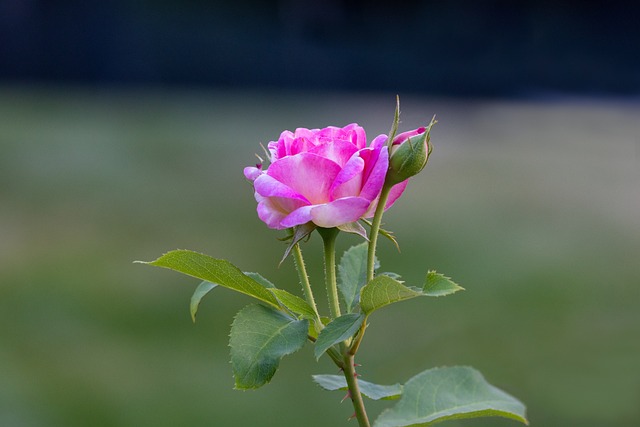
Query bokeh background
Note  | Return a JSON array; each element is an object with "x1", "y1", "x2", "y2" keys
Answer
[{"x1": 1, "y1": 2, "x2": 639, "y2": 426}]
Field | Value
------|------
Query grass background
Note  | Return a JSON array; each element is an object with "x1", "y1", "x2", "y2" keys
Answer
[{"x1": 1, "y1": 85, "x2": 639, "y2": 426}]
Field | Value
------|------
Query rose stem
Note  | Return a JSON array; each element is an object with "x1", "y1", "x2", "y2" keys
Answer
[
  {"x1": 351, "y1": 101, "x2": 400, "y2": 356},
  {"x1": 318, "y1": 227, "x2": 371, "y2": 426},
  {"x1": 342, "y1": 349, "x2": 370, "y2": 427},
  {"x1": 292, "y1": 243, "x2": 322, "y2": 327},
  {"x1": 318, "y1": 227, "x2": 341, "y2": 319},
  {"x1": 349, "y1": 184, "x2": 392, "y2": 357}
]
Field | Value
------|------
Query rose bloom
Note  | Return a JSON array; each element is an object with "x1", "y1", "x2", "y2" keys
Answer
[{"x1": 244, "y1": 124, "x2": 412, "y2": 230}]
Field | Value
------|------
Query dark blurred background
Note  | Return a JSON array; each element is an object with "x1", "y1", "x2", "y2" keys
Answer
[
  {"x1": 1, "y1": 1, "x2": 639, "y2": 97},
  {"x1": 1, "y1": 2, "x2": 639, "y2": 427}
]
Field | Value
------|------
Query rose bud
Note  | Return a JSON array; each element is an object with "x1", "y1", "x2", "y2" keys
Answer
[{"x1": 385, "y1": 121, "x2": 434, "y2": 186}]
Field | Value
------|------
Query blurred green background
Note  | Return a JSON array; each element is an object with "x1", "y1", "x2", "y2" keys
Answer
[{"x1": 1, "y1": 85, "x2": 639, "y2": 426}]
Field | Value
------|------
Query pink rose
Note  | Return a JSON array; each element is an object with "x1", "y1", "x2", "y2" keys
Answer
[{"x1": 244, "y1": 123, "x2": 408, "y2": 229}]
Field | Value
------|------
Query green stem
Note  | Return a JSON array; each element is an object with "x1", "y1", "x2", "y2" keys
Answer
[
  {"x1": 292, "y1": 243, "x2": 322, "y2": 326},
  {"x1": 318, "y1": 227, "x2": 341, "y2": 319},
  {"x1": 342, "y1": 349, "x2": 370, "y2": 427},
  {"x1": 348, "y1": 184, "x2": 393, "y2": 356},
  {"x1": 367, "y1": 184, "x2": 392, "y2": 283}
]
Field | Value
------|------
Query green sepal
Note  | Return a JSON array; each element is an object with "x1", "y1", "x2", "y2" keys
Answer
[
  {"x1": 314, "y1": 313, "x2": 365, "y2": 360},
  {"x1": 229, "y1": 304, "x2": 308, "y2": 390},
  {"x1": 136, "y1": 250, "x2": 280, "y2": 308},
  {"x1": 361, "y1": 219, "x2": 400, "y2": 251},
  {"x1": 312, "y1": 374, "x2": 402, "y2": 400},
  {"x1": 280, "y1": 222, "x2": 316, "y2": 264},
  {"x1": 374, "y1": 366, "x2": 528, "y2": 427},
  {"x1": 337, "y1": 221, "x2": 368, "y2": 240},
  {"x1": 423, "y1": 271, "x2": 464, "y2": 296},
  {"x1": 385, "y1": 95, "x2": 401, "y2": 151},
  {"x1": 190, "y1": 280, "x2": 217, "y2": 322}
]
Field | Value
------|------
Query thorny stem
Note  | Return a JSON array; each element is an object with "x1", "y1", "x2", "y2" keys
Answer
[
  {"x1": 366, "y1": 184, "x2": 392, "y2": 284},
  {"x1": 316, "y1": 227, "x2": 370, "y2": 426},
  {"x1": 342, "y1": 348, "x2": 370, "y2": 427},
  {"x1": 318, "y1": 227, "x2": 341, "y2": 319},
  {"x1": 292, "y1": 243, "x2": 322, "y2": 328},
  {"x1": 307, "y1": 334, "x2": 343, "y2": 368},
  {"x1": 350, "y1": 101, "x2": 399, "y2": 355},
  {"x1": 349, "y1": 184, "x2": 393, "y2": 356}
]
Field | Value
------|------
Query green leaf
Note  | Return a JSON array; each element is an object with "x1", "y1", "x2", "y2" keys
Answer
[
  {"x1": 244, "y1": 272, "x2": 276, "y2": 288},
  {"x1": 229, "y1": 304, "x2": 308, "y2": 390},
  {"x1": 360, "y1": 275, "x2": 423, "y2": 315},
  {"x1": 269, "y1": 288, "x2": 317, "y2": 320},
  {"x1": 314, "y1": 313, "x2": 365, "y2": 360},
  {"x1": 137, "y1": 250, "x2": 279, "y2": 308},
  {"x1": 423, "y1": 271, "x2": 464, "y2": 297},
  {"x1": 380, "y1": 272, "x2": 402, "y2": 280},
  {"x1": 313, "y1": 374, "x2": 402, "y2": 400},
  {"x1": 338, "y1": 243, "x2": 378, "y2": 313},
  {"x1": 360, "y1": 272, "x2": 464, "y2": 316},
  {"x1": 190, "y1": 281, "x2": 217, "y2": 322},
  {"x1": 374, "y1": 366, "x2": 528, "y2": 427}
]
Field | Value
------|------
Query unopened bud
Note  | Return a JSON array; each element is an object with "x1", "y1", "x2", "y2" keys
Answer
[{"x1": 386, "y1": 121, "x2": 434, "y2": 185}]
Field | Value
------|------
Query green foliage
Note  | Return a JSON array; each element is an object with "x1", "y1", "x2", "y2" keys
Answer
[
  {"x1": 314, "y1": 313, "x2": 365, "y2": 360},
  {"x1": 189, "y1": 281, "x2": 217, "y2": 322},
  {"x1": 269, "y1": 288, "x2": 317, "y2": 320},
  {"x1": 374, "y1": 366, "x2": 528, "y2": 427},
  {"x1": 244, "y1": 272, "x2": 276, "y2": 288},
  {"x1": 422, "y1": 271, "x2": 464, "y2": 296},
  {"x1": 312, "y1": 375, "x2": 402, "y2": 400},
  {"x1": 360, "y1": 272, "x2": 464, "y2": 316},
  {"x1": 338, "y1": 243, "x2": 378, "y2": 313},
  {"x1": 134, "y1": 100, "x2": 525, "y2": 427},
  {"x1": 137, "y1": 250, "x2": 280, "y2": 308},
  {"x1": 229, "y1": 304, "x2": 308, "y2": 390},
  {"x1": 360, "y1": 275, "x2": 423, "y2": 315}
]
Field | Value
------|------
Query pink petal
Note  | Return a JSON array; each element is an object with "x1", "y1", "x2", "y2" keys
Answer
[
  {"x1": 244, "y1": 166, "x2": 263, "y2": 181},
  {"x1": 290, "y1": 135, "x2": 316, "y2": 156},
  {"x1": 360, "y1": 145, "x2": 389, "y2": 201},
  {"x1": 343, "y1": 123, "x2": 367, "y2": 149},
  {"x1": 330, "y1": 154, "x2": 364, "y2": 200},
  {"x1": 360, "y1": 135, "x2": 387, "y2": 189},
  {"x1": 256, "y1": 191, "x2": 310, "y2": 230},
  {"x1": 308, "y1": 197, "x2": 372, "y2": 228},
  {"x1": 316, "y1": 126, "x2": 345, "y2": 143},
  {"x1": 267, "y1": 153, "x2": 341, "y2": 204},
  {"x1": 310, "y1": 140, "x2": 359, "y2": 167},
  {"x1": 294, "y1": 127, "x2": 318, "y2": 140},
  {"x1": 253, "y1": 173, "x2": 309, "y2": 203},
  {"x1": 392, "y1": 127, "x2": 426, "y2": 145},
  {"x1": 270, "y1": 130, "x2": 294, "y2": 160},
  {"x1": 280, "y1": 205, "x2": 315, "y2": 228},
  {"x1": 363, "y1": 180, "x2": 409, "y2": 218},
  {"x1": 384, "y1": 180, "x2": 408, "y2": 209},
  {"x1": 255, "y1": 194, "x2": 299, "y2": 230},
  {"x1": 370, "y1": 134, "x2": 388, "y2": 150}
]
